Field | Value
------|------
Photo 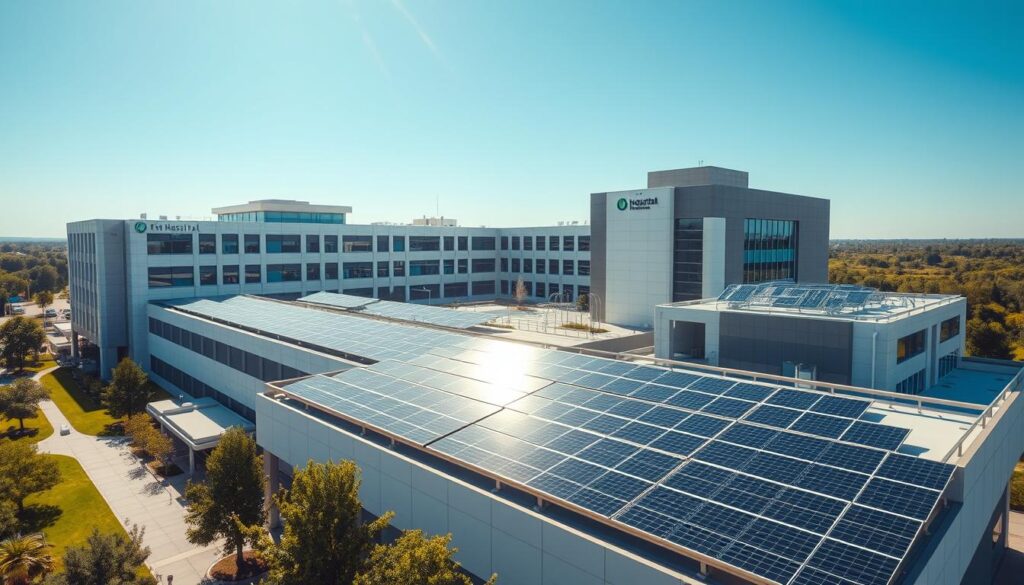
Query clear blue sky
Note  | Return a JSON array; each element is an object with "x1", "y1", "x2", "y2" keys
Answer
[{"x1": 1, "y1": 1, "x2": 1021, "y2": 238}]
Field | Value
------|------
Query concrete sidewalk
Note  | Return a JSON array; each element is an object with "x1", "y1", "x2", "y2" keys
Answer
[{"x1": 35, "y1": 367, "x2": 221, "y2": 584}]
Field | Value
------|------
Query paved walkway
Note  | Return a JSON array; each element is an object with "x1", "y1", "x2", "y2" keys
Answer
[
  {"x1": 995, "y1": 510, "x2": 1024, "y2": 585},
  {"x1": 34, "y1": 367, "x2": 220, "y2": 584}
]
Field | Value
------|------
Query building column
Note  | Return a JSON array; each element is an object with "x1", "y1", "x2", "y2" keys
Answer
[
  {"x1": 264, "y1": 453, "x2": 281, "y2": 528},
  {"x1": 188, "y1": 447, "x2": 195, "y2": 475},
  {"x1": 70, "y1": 330, "x2": 80, "y2": 360}
]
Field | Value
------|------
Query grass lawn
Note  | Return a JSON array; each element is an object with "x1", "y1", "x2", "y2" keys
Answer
[
  {"x1": 22, "y1": 354, "x2": 58, "y2": 374},
  {"x1": 21, "y1": 455, "x2": 131, "y2": 570},
  {"x1": 1012, "y1": 460, "x2": 1024, "y2": 512},
  {"x1": 39, "y1": 368, "x2": 171, "y2": 436},
  {"x1": 0, "y1": 407, "x2": 53, "y2": 444}
]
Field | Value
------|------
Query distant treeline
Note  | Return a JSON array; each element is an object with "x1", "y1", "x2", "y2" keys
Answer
[
  {"x1": 830, "y1": 240, "x2": 1024, "y2": 360},
  {"x1": 0, "y1": 241, "x2": 68, "y2": 306}
]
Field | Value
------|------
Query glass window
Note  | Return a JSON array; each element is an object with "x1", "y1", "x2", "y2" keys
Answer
[
  {"x1": 409, "y1": 284, "x2": 439, "y2": 301},
  {"x1": 306, "y1": 235, "x2": 320, "y2": 253},
  {"x1": 343, "y1": 287, "x2": 373, "y2": 297},
  {"x1": 444, "y1": 282, "x2": 468, "y2": 298},
  {"x1": 244, "y1": 234, "x2": 260, "y2": 254},
  {"x1": 458, "y1": 236, "x2": 468, "y2": 251},
  {"x1": 472, "y1": 280, "x2": 495, "y2": 296},
  {"x1": 472, "y1": 258, "x2": 495, "y2": 273},
  {"x1": 578, "y1": 260, "x2": 590, "y2": 276},
  {"x1": 563, "y1": 259, "x2": 574, "y2": 275},
  {"x1": 377, "y1": 262, "x2": 390, "y2": 278},
  {"x1": 148, "y1": 266, "x2": 194, "y2": 288},
  {"x1": 500, "y1": 236, "x2": 508, "y2": 250},
  {"x1": 511, "y1": 258, "x2": 520, "y2": 272},
  {"x1": 325, "y1": 262, "x2": 338, "y2": 279},
  {"x1": 458, "y1": 259, "x2": 468, "y2": 274},
  {"x1": 199, "y1": 234, "x2": 216, "y2": 254},
  {"x1": 940, "y1": 317, "x2": 960, "y2": 342},
  {"x1": 511, "y1": 236, "x2": 520, "y2": 251},
  {"x1": 393, "y1": 261, "x2": 405, "y2": 277},
  {"x1": 895, "y1": 369, "x2": 926, "y2": 394},
  {"x1": 222, "y1": 234, "x2": 239, "y2": 254},
  {"x1": 267, "y1": 263, "x2": 301, "y2": 282},
  {"x1": 324, "y1": 235, "x2": 338, "y2": 253},
  {"x1": 377, "y1": 235, "x2": 389, "y2": 252},
  {"x1": 444, "y1": 236, "x2": 455, "y2": 251},
  {"x1": 549, "y1": 235, "x2": 559, "y2": 251},
  {"x1": 306, "y1": 263, "x2": 320, "y2": 280},
  {"x1": 536, "y1": 236, "x2": 546, "y2": 251},
  {"x1": 342, "y1": 262, "x2": 373, "y2": 278},
  {"x1": 409, "y1": 236, "x2": 441, "y2": 252},
  {"x1": 500, "y1": 280, "x2": 509, "y2": 294},
  {"x1": 147, "y1": 234, "x2": 192, "y2": 255},
  {"x1": 410, "y1": 260, "x2": 440, "y2": 276},
  {"x1": 897, "y1": 330, "x2": 926, "y2": 363},
  {"x1": 536, "y1": 259, "x2": 546, "y2": 274},
  {"x1": 199, "y1": 265, "x2": 217, "y2": 285},
  {"x1": 674, "y1": 218, "x2": 703, "y2": 301},
  {"x1": 523, "y1": 258, "x2": 533, "y2": 273},
  {"x1": 523, "y1": 237, "x2": 533, "y2": 251},
  {"x1": 342, "y1": 235, "x2": 373, "y2": 253},
  {"x1": 563, "y1": 236, "x2": 575, "y2": 251},
  {"x1": 266, "y1": 234, "x2": 301, "y2": 253},
  {"x1": 393, "y1": 236, "x2": 405, "y2": 252},
  {"x1": 500, "y1": 257, "x2": 508, "y2": 272},
  {"x1": 245, "y1": 264, "x2": 261, "y2": 283},
  {"x1": 444, "y1": 259, "x2": 454, "y2": 275},
  {"x1": 578, "y1": 235, "x2": 590, "y2": 251},
  {"x1": 472, "y1": 236, "x2": 496, "y2": 251},
  {"x1": 222, "y1": 265, "x2": 239, "y2": 284},
  {"x1": 549, "y1": 259, "x2": 559, "y2": 274},
  {"x1": 743, "y1": 218, "x2": 799, "y2": 284}
]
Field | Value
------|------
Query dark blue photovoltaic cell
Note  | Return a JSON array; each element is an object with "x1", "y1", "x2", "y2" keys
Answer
[
  {"x1": 744, "y1": 404, "x2": 803, "y2": 429},
  {"x1": 713, "y1": 485, "x2": 773, "y2": 516},
  {"x1": 637, "y1": 406, "x2": 690, "y2": 428},
  {"x1": 629, "y1": 384, "x2": 677, "y2": 402},
  {"x1": 675, "y1": 414, "x2": 731, "y2": 437},
  {"x1": 615, "y1": 450, "x2": 682, "y2": 482},
  {"x1": 717, "y1": 423, "x2": 780, "y2": 449},
  {"x1": 590, "y1": 471, "x2": 651, "y2": 501},
  {"x1": 791, "y1": 566, "x2": 860, "y2": 585},
  {"x1": 841, "y1": 421, "x2": 910, "y2": 451},
  {"x1": 617, "y1": 505, "x2": 677, "y2": 538},
  {"x1": 724, "y1": 382, "x2": 776, "y2": 402},
  {"x1": 577, "y1": 439, "x2": 639, "y2": 467},
  {"x1": 810, "y1": 394, "x2": 871, "y2": 418},
  {"x1": 702, "y1": 397, "x2": 757, "y2": 418},
  {"x1": 856, "y1": 477, "x2": 941, "y2": 520},
  {"x1": 648, "y1": 431, "x2": 707, "y2": 457},
  {"x1": 789, "y1": 412, "x2": 853, "y2": 439},
  {"x1": 736, "y1": 517, "x2": 822, "y2": 562},
  {"x1": 766, "y1": 432, "x2": 831, "y2": 462},
  {"x1": 876, "y1": 453, "x2": 955, "y2": 491},
  {"x1": 667, "y1": 523, "x2": 732, "y2": 558},
  {"x1": 742, "y1": 452, "x2": 811, "y2": 484},
  {"x1": 687, "y1": 377, "x2": 736, "y2": 395},
  {"x1": 579, "y1": 414, "x2": 628, "y2": 435},
  {"x1": 806, "y1": 539, "x2": 899, "y2": 585},
  {"x1": 525, "y1": 473, "x2": 582, "y2": 500},
  {"x1": 664, "y1": 389, "x2": 715, "y2": 410},
  {"x1": 602, "y1": 377, "x2": 645, "y2": 395},
  {"x1": 634, "y1": 487, "x2": 706, "y2": 521},
  {"x1": 831, "y1": 505, "x2": 920, "y2": 558},
  {"x1": 694, "y1": 441, "x2": 758, "y2": 468},
  {"x1": 718, "y1": 540, "x2": 801, "y2": 584},
  {"x1": 566, "y1": 487, "x2": 626, "y2": 516},
  {"x1": 766, "y1": 388, "x2": 821, "y2": 410},
  {"x1": 624, "y1": 365, "x2": 674, "y2": 382},
  {"x1": 548, "y1": 458, "x2": 607, "y2": 483},
  {"x1": 610, "y1": 421, "x2": 666, "y2": 445},
  {"x1": 815, "y1": 442, "x2": 886, "y2": 475},
  {"x1": 795, "y1": 464, "x2": 868, "y2": 500},
  {"x1": 652, "y1": 371, "x2": 701, "y2": 388},
  {"x1": 763, "y1": 488, "x2": 845, "y2": 534}
]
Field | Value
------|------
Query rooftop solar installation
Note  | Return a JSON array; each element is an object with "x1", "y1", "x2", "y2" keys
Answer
[
  {"x1": 163, "y1": 295, "x2": 955, "y2": 585},
  {"x1": 717, "y1": 282, "x2": 882, "y2": 313},
  {"x1": 298, "y1": 291, "x2": 499, "y2": 329}
]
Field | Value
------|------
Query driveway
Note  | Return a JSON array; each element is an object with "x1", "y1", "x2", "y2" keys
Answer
[{"x1": 35, "y1": 367, "x2": 221, "y2": 584}]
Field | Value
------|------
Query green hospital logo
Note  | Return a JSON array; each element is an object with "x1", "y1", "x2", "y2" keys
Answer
[
  {"x1": 616, "y1": 198, "x2": 628, "y2": 211},
  {"x1": 134, "y1": 222, "x2": 147, "y2": 233}
]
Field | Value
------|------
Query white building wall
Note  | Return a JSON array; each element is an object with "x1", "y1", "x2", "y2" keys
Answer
[
  {"x1": 255, "y1": 393, "x2": 697, "y2": 585},
  {"x1": 701, "y1": 218, "x2": 726, "y2": 299},
  {"x1": 603, "y1": 188, "x2": 675, "y2": 328},
  {"x1": 653, "y1": 305, "x2": 720, "y2": 364}
]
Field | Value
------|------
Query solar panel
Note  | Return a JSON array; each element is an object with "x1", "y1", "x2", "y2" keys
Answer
[
  {"x1": 299, "y1": 291, "x2": 499, "y2": 329},
  {"x1": 856, "y1": 477, "x2": 942, "y2": 520},
  {"x1": 299, "y1": 290, "x2": 377, "y2": 309},
  {"x1": 841, "y1": 421, "x2": 911, "y2": 451},
  {"x1": 804, "y1": 539, "x2": 899, "y2": 585},
  {"x1": 875, "y1": 453, "x2": 955, "y2": 491}
]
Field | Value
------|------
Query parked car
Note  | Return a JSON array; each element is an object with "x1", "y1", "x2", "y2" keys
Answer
[
  {"x1": 44, "y1": 308, "x2": 58, "y2": 318},
  {"x1": 11, "y1": 305, "x2": 25, "y2": 315},
  {"x1": 60, "y1": 423, "x2": 70, "y2": 436}
]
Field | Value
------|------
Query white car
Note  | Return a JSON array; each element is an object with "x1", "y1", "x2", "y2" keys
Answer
[
  {"x1": 44, "y1": 308, "x2": 58, "y2": 318},
  {"x1": 60, "y1": 423, "x2": 70, "y2": 436},
  {"x1": 11, "y1": 306, "x2": 25, "y2": 315}
]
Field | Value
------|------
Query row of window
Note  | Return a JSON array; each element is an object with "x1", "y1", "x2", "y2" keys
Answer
[
  {"x1": 147, "y1": 260, "x2": 507, "y2": 288},
  {"x1": 938, "y1": 350, "x2": 959, "y2": 379},
  {"x1": 500, "y1": 258, "x2": 589, "y2": 276},
  {"x1": 501, "y1": 235, "x2": 589, "y2": 252},
  {"x1": 895, "y1": 368, "x2": 927, "y2": 395},
  {"x1": 940, "y1": 316, "x2": 960, "y2": 343},
  {"x1": 147, "y1": 233, "x2": 501, "y2": 255},
  {"x1": 500, "y1": 281, "x2": 589, "y2": 301},
  {"x1": 149, "y1": 317, "x2": 308, "y2": 383},
  {"x1": 896, "y1": 329, "x2": 926, "y2": 364},
  {"x1": 217, "y1": 211, "x2": 346, "y2": 224},
  {"x1": 149, "y1": 355, "x2": 256, "y2": 422},
  {"x1": 673, "y1": 218, "x2": 704, "y2": 302},
  {"x1": 339, "y1": 281, "x2": 498, "y2": 301},
  {"x1": 742, "y1": 218, "x2": 799, "y2": 284}
]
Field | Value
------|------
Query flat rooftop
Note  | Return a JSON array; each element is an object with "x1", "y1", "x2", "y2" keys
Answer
[
  {"x1": 148, "y1": 294, "x2": 1021, "y2": 585},
  {"x1": 660, "y1": 282, "x2": 962, "y2": 323}
]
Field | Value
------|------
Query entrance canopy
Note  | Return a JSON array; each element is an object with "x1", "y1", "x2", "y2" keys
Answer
[{"x1": 147, "y1": 397, "x2": 255, "y2": 473}]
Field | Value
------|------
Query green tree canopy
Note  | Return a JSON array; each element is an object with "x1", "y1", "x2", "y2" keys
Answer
[
  {"x1": 354, "y1": 530, "x2": 496, "y2": 585},
  {"x1": 0, "y1": 378, "x2": 49, "y2": 432},
  {"x1": 185, "y1": 427, "x2": 265, "y2": 570},
  {"x1": 102, "y1": 359, "x2": 151, "y2": 418},
  {"x1": 0, "y1": 317, "x2": 46, "y2": 372},
  {"x1": 0, "y1": 442, "x2": 61, "y2": 512},
  {"x1": 261, "y1": 459, "x2": 393, "y2": 585},
  {"x1": 0, "y1": 533, "x2": 54, "y2": 585},
  {"x1": 44, "y1": 525, "x2": 153, "y2": 585}
]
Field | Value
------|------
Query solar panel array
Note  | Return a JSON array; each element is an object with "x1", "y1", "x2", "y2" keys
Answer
[
  {"x1": 164, "y1": 295, "x2": 955, "y2": 585},
  {"x1": 298, "y1": 291, "x2": 499, "y2": 329},
  {"x1": 718, "y1": 283, "x2": 880, "y2": 313}
]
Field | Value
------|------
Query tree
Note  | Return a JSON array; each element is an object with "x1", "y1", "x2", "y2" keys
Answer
[
  {"x1": 0, "y1": 533, "x2": 54, "y2": 585},
  {"x1": 260, "y1": 459, "x2": 393, "y2": 585},
  {"x1": 33, "y1": 291, "x2": 54, "y2": 328},
  {"x1": 122, "y1": 413, "x2": 153, "y2": 444},
  {"x1": 514, "y1": 277, "x2": 527, "y2": 307},
  {"x1": 0, "y1": 500, "x2": 17, "y2": 540},
  {"x1": 144, "y1": 430, "x2": 173, "y2": 474},
  {"x1": 185, "y1": 427, "x2": 265, "y2": 572},
  {"x1": 45, "y1": 525, "x2": 153, "y2": 585},
  {"x1": 28, "y1": 265, "x2": 60, "y2": 295},
  {"x1": 0, "y1": 378, "x2": 50, "y2": 432},
  {"x1": 966, "y1": 318, "x2": 1012, "y2": 359},
  {"x1": 102, "y1": 358, "x2": 151, "y2": 418},
  {"x1": 0, "y1": 317, "x2": 46, "y2": 372},
  {"x1": 354, "y1": 530, "x2": 496, "y2": 585},
  {"x1": 0, "y1": 441, "x2": 61, "y2": 513}
]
